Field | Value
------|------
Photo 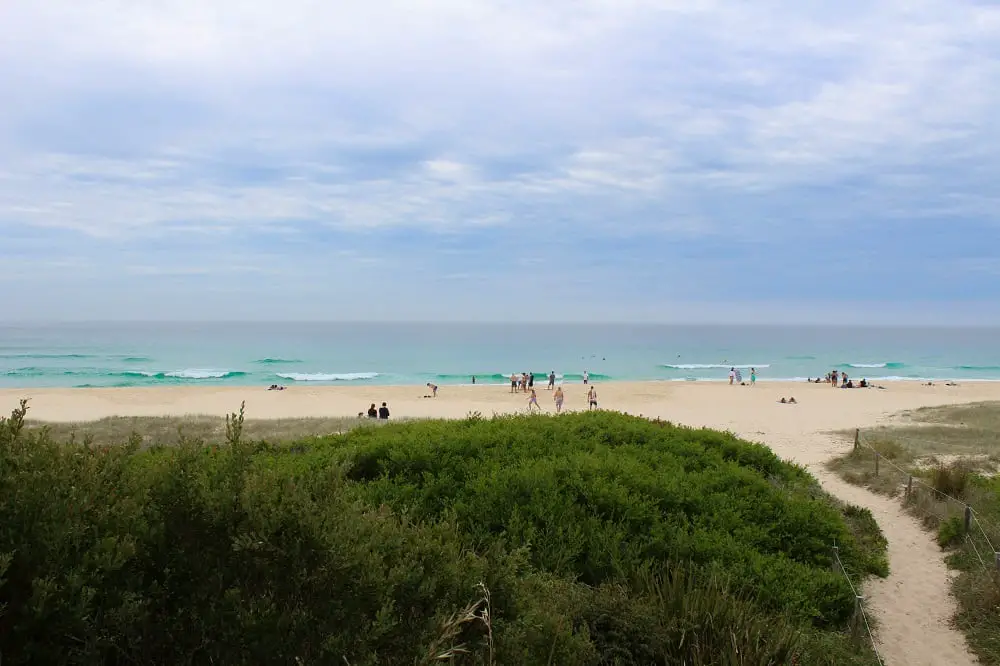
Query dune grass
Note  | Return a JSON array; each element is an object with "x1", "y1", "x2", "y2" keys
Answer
[
  {"x1": 0, "y1": 400, "x2": 887, "y2": 665},
  {"x1": 24, "y1": 414, "x2": 395, "y2": 448},
  {"x1": 827, "y1": 402, "x2": 1000, "y2": 665}
]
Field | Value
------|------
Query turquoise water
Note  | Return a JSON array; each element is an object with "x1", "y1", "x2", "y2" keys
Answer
[{"x1": 1, "y1": 323, "x2": 999, "y2": 388}]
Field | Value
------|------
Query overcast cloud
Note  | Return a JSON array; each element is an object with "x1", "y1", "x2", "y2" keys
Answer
[{"x1": 1, "y1": 0, "x2": 999, "y2": 322}]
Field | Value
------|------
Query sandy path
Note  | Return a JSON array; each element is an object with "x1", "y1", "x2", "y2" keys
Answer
[{"x1": 725, "y1": 427, "x2": 978, "y2": 666}]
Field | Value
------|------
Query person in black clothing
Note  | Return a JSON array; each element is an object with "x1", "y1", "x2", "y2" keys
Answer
[
  {"x1": 367, "y1": 403, "x2": 378, "y2": 418},
  {"x1": 548, "y1": 371, "x2": 556, "y2": 389},
  {"x1": 528, "y1": 372, "x2": 534, "y2": 389},
  {"x1": 378, "y1": 402, "x2": 390, "y2": 420}
]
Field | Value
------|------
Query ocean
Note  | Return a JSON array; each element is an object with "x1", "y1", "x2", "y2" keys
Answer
[{"x1": 1, "y1": 323, "x2": 999, "y2": 388}]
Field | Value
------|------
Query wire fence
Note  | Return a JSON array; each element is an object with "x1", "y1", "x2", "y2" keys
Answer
[
  {"x1": 832, "y1": 543, "x2": 884, "y2": 665},
  {"x1": 852, "y1": 428, "x2": 1000, "y2": 578}
]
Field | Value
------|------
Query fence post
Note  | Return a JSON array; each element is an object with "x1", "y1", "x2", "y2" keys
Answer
[
  {"x1": 851, "y1": 595, "x2": 865, "y2": 640},
  {"x1": 964, "y1": 506, "x2": 972, "y2": 535},
  {"x1": 906, "y1": 475, "x2": 913, "y2": 500},
  {"x1": 854, "y1": 428, "x2": 860, "y2": 450},
  {"x1": 874, "y1": 450, "x2": 879, "y2": 477}
]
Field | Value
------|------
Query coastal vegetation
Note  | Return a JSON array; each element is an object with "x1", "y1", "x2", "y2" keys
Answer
[
  {"x1": 1, "y1": 400, "x2": 886, "y2": 665},
  {"x1": 828, "y1": 402, "x2": 1000, "y2": 665}
]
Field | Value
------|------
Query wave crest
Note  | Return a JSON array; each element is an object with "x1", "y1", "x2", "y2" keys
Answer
[
  {"x1": 276, "y1": 372, "x2": 379, "y2": 382},
  {"x1": 164, "y1": 369, "x2": 246, "y2": 379},
  {"x1": 662, "y1": 363, "x2": 769, "y2": 370}
]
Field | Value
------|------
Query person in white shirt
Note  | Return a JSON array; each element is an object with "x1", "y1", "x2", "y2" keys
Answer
[{"x1": 583, "y1": 370, "x2": 590, "y2": 385}]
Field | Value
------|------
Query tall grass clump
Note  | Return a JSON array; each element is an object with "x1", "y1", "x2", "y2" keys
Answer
[{"x1": 1, "y1": 403, "x2": 885, "y2": 665}]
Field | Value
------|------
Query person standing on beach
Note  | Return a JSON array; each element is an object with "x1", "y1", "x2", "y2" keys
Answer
[
  {"x1": 583, "y1": 370, "x2": 590, "y2": 385},
  {"x1": 553, "y1": 386, "x2": 564, "y2": 412},
  {"x1": 750, "y1": 368, "x2": 756, "y2": 386},
  {"x1": 729, "y1": 367, "x2": 735, "y2": 385},
  {"x1": 426, "y1": 382, "x2": 438, "y2": 397},
  {"x1": 510, "y1": 373, "x2": 518, "y2": 393},
  {"x1": 527, "y1": 388, "x2": 541, "y2": 412},
  {"x1": 588, "y1": 386, "x2": 598, "y2": 410},
  {"x1": 548, "y1": 370, "x2": 556, "y2": 390},
  {"x1": 831, "y1": 370, "x2": 839, "y2": 387},
  {"x1": 528, "y1": 372, "x2": 535, "y2": 390}
]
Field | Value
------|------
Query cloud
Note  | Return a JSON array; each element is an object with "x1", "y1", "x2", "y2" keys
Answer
[{"x1": 0, "y1": 0, "x2": 999, "y2": 321}]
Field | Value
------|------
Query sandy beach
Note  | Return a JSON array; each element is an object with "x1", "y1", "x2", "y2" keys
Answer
[
  {"x1": 3, "y1": 379, "x2": 997, "y2": 665},
  {"x1": 3, "y1": 379, "x2": 999, "y2": 430}
]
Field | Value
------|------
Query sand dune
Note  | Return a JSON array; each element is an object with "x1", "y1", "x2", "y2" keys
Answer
[{"x1": 4, "y1": 379, "x2": 996, "y2": 665}]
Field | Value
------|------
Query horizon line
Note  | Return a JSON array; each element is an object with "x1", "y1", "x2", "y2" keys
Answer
[{"x1": 2, "y1": 320, "x2": 999, "y2": 329}]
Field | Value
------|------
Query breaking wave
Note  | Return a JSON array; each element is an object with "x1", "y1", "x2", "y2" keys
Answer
[{"x1": 276, "y1": 372, "x2": 380, "y2": 382}]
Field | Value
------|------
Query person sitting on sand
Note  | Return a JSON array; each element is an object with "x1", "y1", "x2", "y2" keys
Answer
[
  {"x1": 553, "y1": 386, "x2": 564, "y2": 413},
  {"x1": 378, "y1": 402, "x2": 390, "y2": 420},
  {"x1": 367, "y1": 403, "x2": 377, "y2": 418},
  {"x1": 426, "y1": 382, "x2": 438, "y2": 397},
  {"x1": 859, "y1": 378, "x2": 868, "y2": 388},
  {"x1": 527, "y1": 388, "x2": 541, "y2": 412},
  {"x1": 779, "y1": 397, "x2": 798, "y2": 404}
]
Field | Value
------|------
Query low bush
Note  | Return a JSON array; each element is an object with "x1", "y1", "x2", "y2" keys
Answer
[
  {"x1": 1, "y1": 402, "x2": 884, "y2": 665},
  {"x1": 931, "y1": 461, "x2": 971, "y2": 498}
]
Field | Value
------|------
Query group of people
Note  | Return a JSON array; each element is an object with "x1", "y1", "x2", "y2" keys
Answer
[
  {"x1": 728, "y1": 367, "x2": 759, "y2": 386},
  {"x1": 809, "y1": 371, "x2": 869, "y2": 389},
  {"x1": 362, "y1": 402, "x2": 391, "y2": 419},
  {"x1": 526, "y1": 383, "x2": 599, "y2": 413},
  {"x1": 509, "y1": 369, "x2": 593, "y2": 393},
  {"x1": 507, "y1": 369, "x2": 598, "y2": 413}
]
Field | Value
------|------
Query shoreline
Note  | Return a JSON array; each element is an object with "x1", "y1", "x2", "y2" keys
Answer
[
  {"x1": 4, "y1": 379, "x2": 1000, "y2": 424},
  {"x1": 6, "y1": 375, "x2": 1000, "y2": 392}
]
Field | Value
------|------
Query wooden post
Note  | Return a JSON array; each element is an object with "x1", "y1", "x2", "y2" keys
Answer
[
  {"x1": 854, "y1": 428, "x2": 860, "y2": 450},
  {"x1": 851, "y1": 595, "x2": 865, "y2": 640},
  {"x1": 906, "y1": 475, "x2": 913, "y2": 500},
  {"x1": 874, "y1": 450, "x2": 879, "y2": 477},
  {"x1": 964, "y1": 506, "x2": 972, "y2": 535}
]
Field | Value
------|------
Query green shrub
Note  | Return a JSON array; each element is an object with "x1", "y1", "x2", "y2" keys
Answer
[
  {"x1": 937, "y1": 515, "x2": 965, "y2": 549},
  {"x1": 0, "y1": 403, "x2": 884, "y2": 665},
  {"x1": 932, "y1": 462, "x2": 971, "y2": 498}
]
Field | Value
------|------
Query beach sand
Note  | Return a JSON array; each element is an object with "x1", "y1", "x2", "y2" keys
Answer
[{"x1": 3, "y1": 379, "x2": 996, "y2": 665}]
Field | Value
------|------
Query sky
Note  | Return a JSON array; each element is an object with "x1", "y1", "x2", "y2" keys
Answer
[{"x1": 1, "y1": 0, "x2": 999, "y2": 324}]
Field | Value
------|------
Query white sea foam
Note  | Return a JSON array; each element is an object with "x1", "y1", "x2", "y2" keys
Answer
[
  {"x1": 164, "y1": 369, "x2": 235, "y2": 379},
  {"x1": 277, "y1": 372, "x2": 379, "y2": 382},
  {"x1": 662, "y1": 363, "x2": 770, "y2": 370},
  {"x1": 846, "y1": 363, "x2": 886, "y2": 368}
]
